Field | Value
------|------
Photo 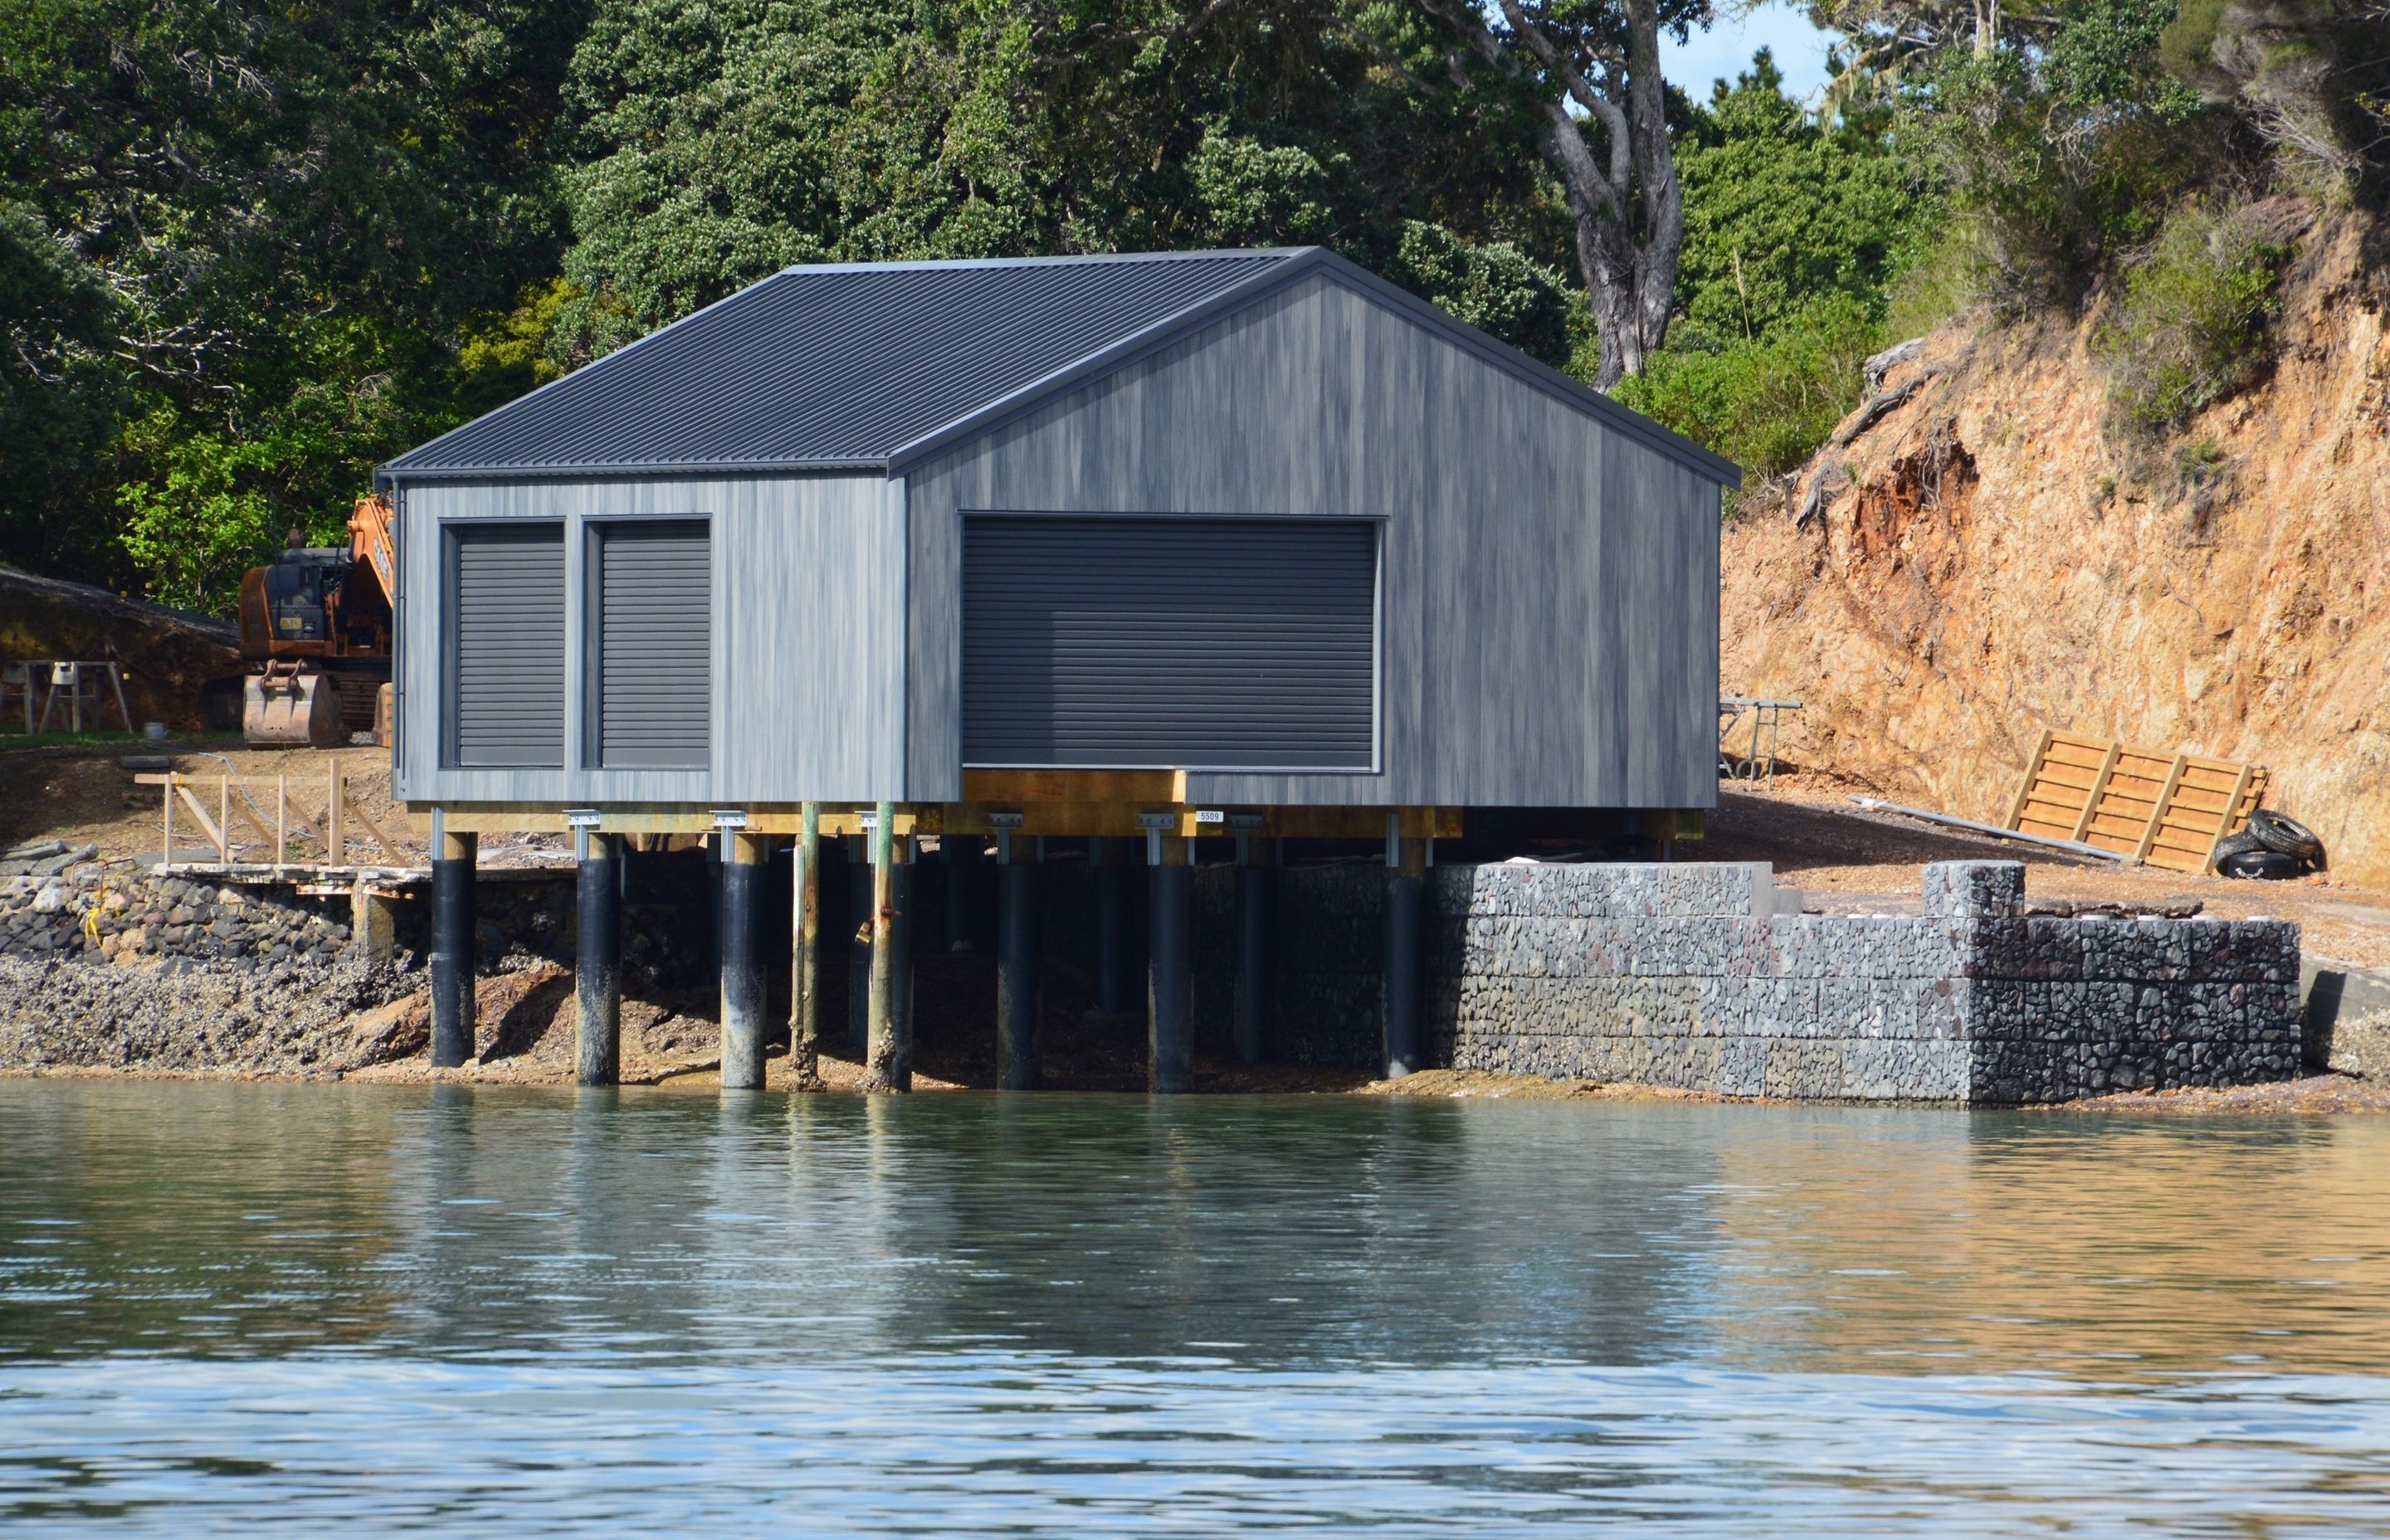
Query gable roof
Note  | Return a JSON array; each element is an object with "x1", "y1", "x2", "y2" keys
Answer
[{"x1": 382, "y1": 248, "x2": 1739, "y2": 486}]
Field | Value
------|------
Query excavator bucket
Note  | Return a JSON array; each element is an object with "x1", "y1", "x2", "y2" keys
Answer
[{"x1": 244, "y1": 667, "x2": 345, "y2": 748}]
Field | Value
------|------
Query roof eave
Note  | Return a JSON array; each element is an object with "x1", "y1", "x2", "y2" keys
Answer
[{"x1": 377, "y1": 456, "x2": 894, "y2": 484}]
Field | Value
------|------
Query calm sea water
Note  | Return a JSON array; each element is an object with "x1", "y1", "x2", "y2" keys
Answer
[{"x1": 2, "y1": 1082, "x2": 2388, "y2": 1535}]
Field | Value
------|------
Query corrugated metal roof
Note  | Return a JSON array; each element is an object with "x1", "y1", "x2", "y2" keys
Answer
[
  {"x1": 383, "y1": 246, "x2": 1741, "y2": 486},
  {"x1": 386, "y1": 251, "x2": 1300, "y2": 476}
]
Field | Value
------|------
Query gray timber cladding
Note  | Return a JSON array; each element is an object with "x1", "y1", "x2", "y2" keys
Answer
[
  {"x1": 905, "y1": 268, "x2": 1725, "y2": 811},
  {"x1": 390, "y1": 475, "x2": 902, "y2": 807},
  {"x1": 446, "y1": 524, "x2": 563, "y2": 768},
  {"x1": 591, "y1": 519, "x2": 710, "y2": 769},
  {"x1": 962, "y1": 515, "x2": 1377, "y2": 771}
]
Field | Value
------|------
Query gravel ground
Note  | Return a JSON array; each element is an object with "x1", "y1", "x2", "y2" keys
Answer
[
  {"x1": 1705, "y1": 773, "x2": 2390, "y2": 969},
  {"x1": 2053, "y1": 1074, "x2": 2390, "y2": 1114}
]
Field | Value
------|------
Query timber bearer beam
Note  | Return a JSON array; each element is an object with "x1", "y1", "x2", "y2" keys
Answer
[
  {"x1": 719, "y1": 813, "x2": 768, "y2": 1091},
  {"x1": 416, "y1": 805, "x2": 926, "y2": 838},
  {"x1": 406, "y1": 800, "x2": 1459, "y2": 841}
]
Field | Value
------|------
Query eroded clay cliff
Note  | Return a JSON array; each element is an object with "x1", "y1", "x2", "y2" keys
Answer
[{"x1": 1722, "y1": 205, "x2": 2390, "y2": 887}]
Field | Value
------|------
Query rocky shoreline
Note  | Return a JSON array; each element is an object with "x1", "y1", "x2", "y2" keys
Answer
[
  {"x1": 2, "y1": 841, "x2": 359, "y2": 967},
  {"x1": 0, "y1": 953, "x2": 417, "y2": 1077}
]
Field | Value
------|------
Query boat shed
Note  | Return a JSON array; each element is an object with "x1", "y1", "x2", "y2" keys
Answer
[{"x1": 376, "y1": 246, "x2": 1740, "y2": 1091}]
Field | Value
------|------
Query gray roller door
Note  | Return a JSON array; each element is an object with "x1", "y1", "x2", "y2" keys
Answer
[
  {"x1": 963, "y1": 515, "x2": 1377, "y2": 770},
  {"x1": 592, "y1": 519, "x2": 711, "y2": 769},
  {"x1": 446, "y1": 523, "x2": 563, "y2": 768}
]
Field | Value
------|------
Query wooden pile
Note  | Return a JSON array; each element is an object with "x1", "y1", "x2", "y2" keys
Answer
[{"x1": 2003, "y1": 729, "x2": 2267, "y2": 874}]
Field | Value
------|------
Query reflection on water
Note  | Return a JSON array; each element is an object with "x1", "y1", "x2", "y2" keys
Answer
[{"x1": 2, "y1": 1083, "x2": 2388, "y2": 1533}]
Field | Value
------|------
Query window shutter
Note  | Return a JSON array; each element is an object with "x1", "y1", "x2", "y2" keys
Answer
[
  {"x1": 963, "y1": 516, "x2": 1377, "y2": 771},
  {"x1": 593, "y1": 520, "x2": 711, "y2": 769},
  {"x1": 447, "y1": 524, "x2": 564, "y2": 768}
]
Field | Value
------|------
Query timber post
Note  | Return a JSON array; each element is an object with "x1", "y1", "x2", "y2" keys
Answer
[
  {"x1": 996, "y1": 825, "x2": 1039, "y2": 1090},
  {"x1": 1148, "y1": 832, "x2": 1193, "y2": 1094},
  {"x1": 1094, "y1": 836, "x2": 1136, "y2": 1015},
  {"x1": 791, "y1": 802, "x2": 821, "y2": 1085},
  {"x1": 429, "y1": 818, "x2": 477, "y2": 1069},
  {"x1": 576, "y1": 830, "x2": 622, "y2": 1087},
  {"x1": 1233, "y1": 830, "x2": 1275, "y2": 1065},
  {"x1": 890, "y1": 834, "x2": 917, "y2": 1086},
  {"x1": 1382, "y1": 814, "x2": 1426, "y2": 1080},
  {"x1": 864, "y1": 802, "x2": 906, "y2": 1091},
  {"x1": 719, "y1": 827, "x2": 769, "y2": 1090},
  {"x1": 846, "y1": 836, "x2": 872, "y2": 1057}
]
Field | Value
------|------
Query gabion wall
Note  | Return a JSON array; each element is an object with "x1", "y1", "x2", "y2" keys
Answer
[{"x1": 1199, "y1": 858, "x2": 2303, "y2": 1104}]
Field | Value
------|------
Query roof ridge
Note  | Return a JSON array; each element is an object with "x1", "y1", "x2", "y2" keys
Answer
[{"x1": 768, "y1": 247, "x2": 1313, "y2": 278}]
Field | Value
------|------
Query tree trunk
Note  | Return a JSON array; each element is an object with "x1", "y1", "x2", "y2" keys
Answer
[{"x1": 1425, "y1": 0, "x2": 1685, "y2": 388}]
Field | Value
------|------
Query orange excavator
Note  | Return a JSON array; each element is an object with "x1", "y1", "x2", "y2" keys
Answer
[{"x1": 235, "y1": 494, "x2": 395, "y2": 748}]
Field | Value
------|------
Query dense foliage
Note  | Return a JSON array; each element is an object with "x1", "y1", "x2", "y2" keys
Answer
[
  {"x1": 1612, "y1": 53, "x2": 1925, "y2": 479},
  {"x1": 1627, "y1": 0, "x2": 2388, "y2": 494},
  {"x1": 0, "y1": 0, "x2": 582, "y2": 610},
  {"x1": 2094, "y1": 204, "x2": 2290, "y2": 428},
  {"x1": 1, "y1": 0, "x2": 2378, "y2": 605}
]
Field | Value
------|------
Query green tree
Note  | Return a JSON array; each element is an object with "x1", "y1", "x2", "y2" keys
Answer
[
  {"x1": 0, "y1": 0, "x2": 581, "y2": 606},
  {"x1": 1673, "y1": 51, "x2": 1926, "y2": 344},
  {"x1": 0, "y1": 201, "x2": 129, "y2": 584},
  {"x1": 549, "y1": 0, "x2": 1578, "y2": 365}
]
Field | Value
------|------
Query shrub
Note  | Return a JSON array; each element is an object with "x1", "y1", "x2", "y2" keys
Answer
[
  {"x1": 1881, "y1": 221, "x2": 1991, "y2": 341},
  {"x1": 1910, "y1": 46, "x2": 2207, "y2": 305},
  {"x1": 2095, "y1": 205, "x2": 2288, "y2": 429},
  {"x1": 1612, "y1": 294, "x2": 1881, "y2": 487}
]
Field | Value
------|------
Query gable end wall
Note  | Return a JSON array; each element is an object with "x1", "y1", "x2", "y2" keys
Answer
[{"x1": 902, "y1": 270, "x2": 1720, "y2": 809}]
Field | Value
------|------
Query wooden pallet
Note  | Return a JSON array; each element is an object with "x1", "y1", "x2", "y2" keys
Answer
[{"x1": 2004, "y1": 729, "x2": 2267, "y2": 874}]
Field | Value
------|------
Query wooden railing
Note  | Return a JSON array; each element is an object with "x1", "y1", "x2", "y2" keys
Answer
[{"x1": 135, "y1": 763, "x2": 407, "y2": 867}]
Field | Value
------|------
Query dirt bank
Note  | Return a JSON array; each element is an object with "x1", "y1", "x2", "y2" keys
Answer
[
  {"x1": 0, "y1": 564, "x2": 241, "y2": 732},
  {"x1": 2056, "y1": 1074, "x2": 2390, "y2": 1114},
  {"x1": 1722, "y1": 202, "x2": 2390, "y2": 889},
  {"x1": 0, "y1": 739, "x2": 437, "y2": 867}
]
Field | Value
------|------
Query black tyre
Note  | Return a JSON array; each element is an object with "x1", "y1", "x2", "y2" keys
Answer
[
  {"x1": 2212, "y1": 830, "x2": 2267, "y2": 861},
  {"x1": 2217, "y1": 848, "x2": 2301, "y2": 880},
  {"x1": 2246, "y1": 809, "x2": 2324, "y2": 864}
]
